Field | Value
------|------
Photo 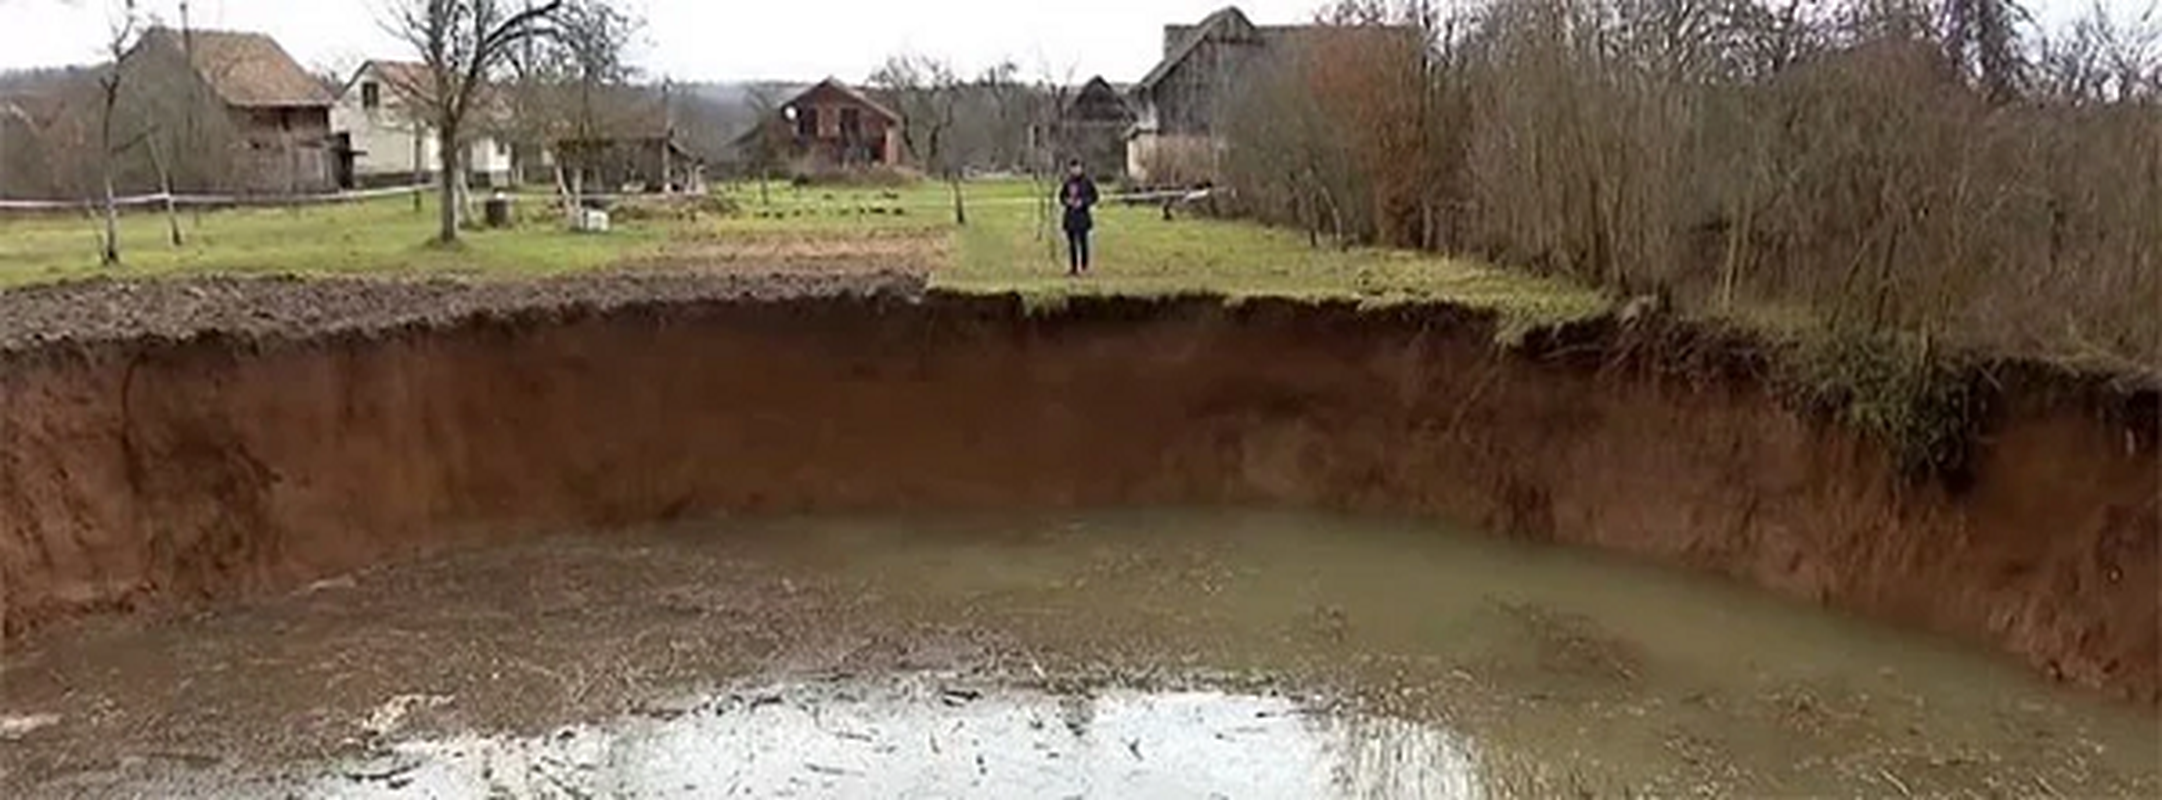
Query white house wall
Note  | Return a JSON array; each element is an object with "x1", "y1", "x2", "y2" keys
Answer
[{"x1": 332, "y1": 65, "x2": 515, "y2": 186}]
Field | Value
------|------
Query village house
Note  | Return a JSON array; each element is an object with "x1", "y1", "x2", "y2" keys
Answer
[
  {"x1": 1036, "y1": 76, "x2": 1135, "y2": 181},
  {"x1": 330, "y1": 60, "x2": 515, "y2": 190},
  {"x1": 734, "y1": 79, "x2": 904, "y2": 172},
  {"x1": 1127, "y1": 6, "x2": 1311, "y2": 185},
  {"x1": 127, "y1": 27, "x2": 336, "y2": 193}
]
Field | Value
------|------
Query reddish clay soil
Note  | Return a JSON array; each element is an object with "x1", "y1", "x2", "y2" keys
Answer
[{"x1": 0, "y1": 276, "x2": 2154, "y2": 702}]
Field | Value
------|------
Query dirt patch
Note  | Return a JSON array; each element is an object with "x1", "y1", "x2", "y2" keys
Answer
[
  {"x1": 0, "y1": 270, "x2": 924, "y2": 351},
  {"x1": 0, "y1": 283, "x2": 2153, "y2": 705},
  {"x1": 627, "y1": 227, "x2": 949, "y2": 275}
]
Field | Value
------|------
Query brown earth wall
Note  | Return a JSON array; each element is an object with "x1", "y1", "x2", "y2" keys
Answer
[{"x1": 2, "y1": 292, "x2": 2154, "y2": 701}]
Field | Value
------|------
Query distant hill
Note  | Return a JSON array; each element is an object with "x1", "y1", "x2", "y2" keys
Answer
[{"x1": 675, "y1": 80, "x2": 807, "y2": 146}]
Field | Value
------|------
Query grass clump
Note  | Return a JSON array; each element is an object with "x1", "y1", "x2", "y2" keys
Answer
[{"x1": 1786, "y1": 329, "x2": 1978, "y2": 482}]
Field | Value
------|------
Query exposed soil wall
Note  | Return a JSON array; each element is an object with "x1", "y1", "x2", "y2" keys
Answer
[{"x1": 2, "y1": 288, "x2": 2155, "y2": 702}]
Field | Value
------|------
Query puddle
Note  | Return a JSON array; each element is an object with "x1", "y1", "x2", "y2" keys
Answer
[
  {"x1": 5, "y1": 509, "x2": 2157, "y2": 797},
  {"x1": 296, "y1": 678, "x2": 1478, "y2": 799}
]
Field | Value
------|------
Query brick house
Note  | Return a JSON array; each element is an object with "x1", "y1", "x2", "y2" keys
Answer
[{"x1": 735, "y1": 79, "x2": 904, "y2": 171}]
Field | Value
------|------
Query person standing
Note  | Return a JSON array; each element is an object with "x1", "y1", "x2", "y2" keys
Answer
[{"x1": 1058, "y1": 160, "x2": 1099, "y2": 276}]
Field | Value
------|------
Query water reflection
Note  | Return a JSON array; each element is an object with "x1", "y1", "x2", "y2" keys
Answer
[{"x1": 312, "y1": 678, "x2": 1483, "y2": 799}]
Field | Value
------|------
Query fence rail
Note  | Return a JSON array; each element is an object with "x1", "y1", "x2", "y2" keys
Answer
[
  {"x1": 0, "y1": 185, "x2": 1212, "y2": 215},
  {"x1": 0, "y1": 184, "x2": 429, "y2": 213}
]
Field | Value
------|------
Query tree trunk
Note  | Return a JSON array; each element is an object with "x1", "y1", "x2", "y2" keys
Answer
[
  {"x1": 101, "y1": 172, "x2": 120, "y2": 267},
  {"x1": 950, "y1": 177, "x2": 966, "y2": 226},
  {"x1": 570, "y1": 162, "x2": 587, "y2": 229},
  {"x1": 436, "y1": 127, "x2": 461, "y2": 243},
  {"x1": 149, "y1": 136, "x2": 183, "y2": 247},
  {"x1": 412, "y1": 128, "x2": 426, "y2": 213},
  {"x1": 456, "y1": 161, "x2": 472, "y2": 227},
  {"x1": 554, "y1": 161, "x2": 576, "y2": 228},
  {"x1": 99, "y1": 94, "x2": 119, "y2": 267}
]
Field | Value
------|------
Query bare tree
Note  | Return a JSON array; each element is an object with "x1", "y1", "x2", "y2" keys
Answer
[
  {"x1": 500, "y1": 0, "x2": 640, "y2": 221},
  {"x1": 870, "y1": 53, "x2": 966, "y2": 224},
  {"x1": 1026, "y1": 59, "x2": 1082, "y2": 260},
  {"x1": 972, "y1": 60, "x2": 1028, "y2": 171},
  {"x1": 385, "y1": 0, "x2": 564, "y2": 243},
  {"x1": 1942, "y1": 0, "x2": 2032, "y2": 103},
  {"x1": 95, "y1": 0, "x2": 141, "y2": 266},
  {"x1": 557, "y1": 0, "x2": 640, "y2": 212},
  {"x1": 739, "y1": 84, "x2": 794, "y2": 206}
]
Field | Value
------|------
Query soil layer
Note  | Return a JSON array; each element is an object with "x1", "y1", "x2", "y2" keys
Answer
[{"x1": 0, "y1": 274, "x2": 2155, "y2": 702}]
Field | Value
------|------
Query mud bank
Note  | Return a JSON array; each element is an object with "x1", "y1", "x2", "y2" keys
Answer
[{"x1": 2, "y1": 281, "x2": 2155, "y2": 701}]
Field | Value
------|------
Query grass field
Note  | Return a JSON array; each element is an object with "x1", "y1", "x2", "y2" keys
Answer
[{"x1": 0, "y1": 180, "x2": 1607, "y2": 328}]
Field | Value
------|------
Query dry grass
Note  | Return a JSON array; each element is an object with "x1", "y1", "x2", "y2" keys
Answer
[
  {"x1": 0, "y1": 179, "x2": 1609, "y2": 343},
  {"x1": 626, "y1": 227, "x2": 949, "y2": 276}
]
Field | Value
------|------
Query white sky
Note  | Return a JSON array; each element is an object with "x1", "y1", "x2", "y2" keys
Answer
[{"x1": 0, "y1": 0, "x2": 2150, "y2": 84}]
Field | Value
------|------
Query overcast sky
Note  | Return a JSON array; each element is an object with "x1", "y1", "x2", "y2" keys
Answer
[{"x1": 0, "y1": 0, "x2": 2149, "y2": 84}]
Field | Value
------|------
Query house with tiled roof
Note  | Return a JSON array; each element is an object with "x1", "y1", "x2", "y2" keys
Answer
[
  {"x1": 732, "y1": 78, "x2": 905, "y2": 170},
  {"x1": 127, "y1": 27, "x2": 337, "y2": 193}
]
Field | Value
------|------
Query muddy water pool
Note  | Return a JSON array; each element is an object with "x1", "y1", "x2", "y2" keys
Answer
[{"x1": 3, "y1": 509, "x2": 2155, "y2": 797}]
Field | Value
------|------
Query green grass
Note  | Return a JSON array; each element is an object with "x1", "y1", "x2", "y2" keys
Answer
[
  {"x1": 715, "y1": 179, "x2": 1609, "y2": 332},
  {"x1": 1, "y1": 180, "x2": 1609, "y2": 333},
  {"x1": 0, "y1": 195, "x2": 673, "y2": 287}
]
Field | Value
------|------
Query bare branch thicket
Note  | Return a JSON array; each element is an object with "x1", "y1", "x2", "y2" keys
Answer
[
  {"x1": 506, "y1": 0, "x2": 641, "y2": 218},
  {"x1": 972, "y1": 60, "x2": 1029, "y2": 173},
  {"x1": 870, "y1": 53, "x2": 967, "y2": 223},
  {"x1": 1216, "y1": 0, "x2": 2161, "y2": 372}
]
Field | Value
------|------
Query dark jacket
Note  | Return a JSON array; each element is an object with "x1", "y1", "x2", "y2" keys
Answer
[{"x1": 1059, "y1": 175, "x2": 1099, "y2": 232}]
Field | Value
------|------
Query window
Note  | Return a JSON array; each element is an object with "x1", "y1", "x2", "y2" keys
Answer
[
  {"x1": 361, "y1": 81, "x2": 380, "y2": 110},
  {"x1": 795, "y1": 106, "x2": 818, "y2": 139}
]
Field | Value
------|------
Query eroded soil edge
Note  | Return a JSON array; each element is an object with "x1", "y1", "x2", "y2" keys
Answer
[{"x1": 2, "y1": 279, "x2": 2154, "y2": 702}]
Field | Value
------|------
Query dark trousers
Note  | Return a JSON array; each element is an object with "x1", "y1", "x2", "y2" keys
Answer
[{"x1": 1065, "y1": 227, "x2": 1091, "y2": 273}]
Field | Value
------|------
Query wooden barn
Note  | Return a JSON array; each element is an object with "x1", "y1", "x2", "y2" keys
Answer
[
  {"x1": 1127, "y1": 6, "x2": 1303, "y2": 185},
  {"x1": 1036, "y1": 77, "x2": 1135, "y2": 181},
  {"x1": 128, "y1": 27, "x2": 337, "y2": 193}
]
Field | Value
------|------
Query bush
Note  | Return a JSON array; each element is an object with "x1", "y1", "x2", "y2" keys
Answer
[{"x1": 1785, "y1": 330, "x2": 1978, "y2": 481}]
